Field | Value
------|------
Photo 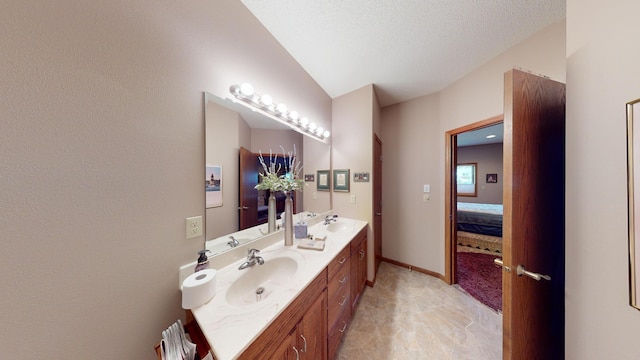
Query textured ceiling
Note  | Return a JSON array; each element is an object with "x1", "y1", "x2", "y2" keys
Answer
[{"x1": 241, "y1": 0, "x2": 565, "y2": 107}]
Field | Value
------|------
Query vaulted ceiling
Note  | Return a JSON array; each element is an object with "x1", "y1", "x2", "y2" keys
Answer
[{"x1": 242, "y1": 0, "x2": 566, "y2": 107}]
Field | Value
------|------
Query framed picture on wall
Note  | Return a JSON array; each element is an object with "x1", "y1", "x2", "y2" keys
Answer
[
  {"x1": 486, "y1": 173, "x2": 498, "y2": 183},
  {"x1": 317, "y1": 170, "x2": 330, "y2": 191},
  {"x1": 206, "y1": 165, "x2": 222, "y2": 208},
  {"x1": 333, "y1": 169, "x2": 350, "y2": 192}
]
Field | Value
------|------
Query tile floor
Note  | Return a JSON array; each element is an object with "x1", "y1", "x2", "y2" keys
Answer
[{"x1": 336, "y1": 262, "x2": 502, "y2": 360}]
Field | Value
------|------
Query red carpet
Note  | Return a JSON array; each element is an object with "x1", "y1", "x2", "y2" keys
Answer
[{"x1": 457, "y1": 252, "x2": 502, "y2": 312}]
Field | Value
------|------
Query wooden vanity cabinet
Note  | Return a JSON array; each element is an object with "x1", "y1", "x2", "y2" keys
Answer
[
  {"x1": 188, "y1": 226, "x2": 368, "y2": 360},
  {"x1": 238, "y1": 270, "x2": 327, "y2": 360},
  {"x1": 350, "y1": 227, "x2": 367, "y2": 312}
]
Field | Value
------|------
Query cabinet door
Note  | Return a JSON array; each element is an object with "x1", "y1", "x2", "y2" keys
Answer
[
  {"x1": 358, "y1": 240, "x2": 367, "y2": 293},
  {"x1": 351, "y1": 238, "x2": 367, "y2": 311},
  {"x1": 298, "y1": 289, "x2": 327, "y2": 359},
  {"x1": 271, "y1": 330, "x2": 297, "y2": 360}
]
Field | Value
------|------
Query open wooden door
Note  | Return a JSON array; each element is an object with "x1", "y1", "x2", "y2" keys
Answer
[
  {"x1": 501, "y1": 69, "x2": 565, "y2": 359},
  {"x1": 239, "y1": 147, "x2": 258, "y2": 230}
]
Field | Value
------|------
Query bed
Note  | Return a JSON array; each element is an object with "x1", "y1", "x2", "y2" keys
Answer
[{"x1": 457, "y1": 202, "x2": 503, "y2": 253}]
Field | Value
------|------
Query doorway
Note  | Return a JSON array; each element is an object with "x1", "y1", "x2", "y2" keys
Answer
[
  {"x1": 445, "y1": 116, "x2": 503, "y2": 285},
  {"x1": 445, "y1": 69, "x2": 566, "y2": 359},
  {"x1": 445, "y1": 115, "x2": 504, "y2": 310}
]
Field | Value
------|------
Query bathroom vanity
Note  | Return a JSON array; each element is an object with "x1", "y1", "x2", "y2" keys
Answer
[{"x1": 187, "y1": 216, "x2": 368, "y2": 359}]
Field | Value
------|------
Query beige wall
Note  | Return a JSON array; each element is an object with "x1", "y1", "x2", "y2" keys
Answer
[
  {"x1": 457, "y1": 143, "x2": 503, "y2": 204},
  {"x1": 566, "y1": 1, "x2": 640, "y2": 358},
  {"x1": 381, "y1": 20, "x2": 566, "y2": 274},
  {"x1": 332, "y1": 85, "x2": 377, "y2": 279},
  {"x1": 0, "y1": 1, "x2": 331, "y2": 358}
]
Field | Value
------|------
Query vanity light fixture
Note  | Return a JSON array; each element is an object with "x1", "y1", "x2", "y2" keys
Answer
[{"x1": 230, "y1": 83, "x2": 330, "y2": 142}]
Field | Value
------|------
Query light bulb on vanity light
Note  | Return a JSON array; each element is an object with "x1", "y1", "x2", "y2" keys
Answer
[
  {"x1": 289, "y1": 111, "x2": 299, "y2": 123},
  {"x1": 308, "y1": 122, "x2": 317, "y2": 131},
  {"x1": 276, "y1": 103, "x2": 287, "y2": 114},
  {"x1": 315, "y1": 127, "x2": 324, "y2": 136},
  {"x1": 300, "y1": 117, "x2": 309, "y2": 127},
  {"x1": 240, "y1": 83, "x2": 254, "y2": 97},
  {"x1": 260, "y1": 94, "x2": 273, "y2": 107},
  {"x1": 323, "y1": 130, "x2": 331, "y2": 138}
]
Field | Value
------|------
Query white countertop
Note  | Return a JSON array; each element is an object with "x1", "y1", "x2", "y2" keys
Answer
[{"x1": 190, "y1": 217, "x2": 367, "y2": 360}]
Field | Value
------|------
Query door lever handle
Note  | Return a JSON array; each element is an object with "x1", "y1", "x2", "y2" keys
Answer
[
  {"x1": 493, "y1": 258, "x2": 510, "y2": 272},
  {"x1": 237, "y1": 206, "x2": 249, "y2": 210},
  {"x1": 516, "y1": 264, "x2": 551, "y2": 281}
]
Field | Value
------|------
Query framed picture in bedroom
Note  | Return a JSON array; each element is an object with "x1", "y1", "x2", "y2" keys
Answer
[
  {"x1": 486, "y1": 173, "x2": 498, "y2": 183},
  {"x1": 628, "y1": 98, "x2": 640, "y2": 310}
]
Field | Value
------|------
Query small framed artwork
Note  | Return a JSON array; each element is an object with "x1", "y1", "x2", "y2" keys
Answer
[
  {"x1": 486, "y1": 174, "x2": 498, "y2": 183},
  {"x1": 333, "y1": 169, "x2": 350, "y2": 192},
  {"x1": 206, "y1": 165, "x2": 223, "y2": 208},
  {"x1": 317, "y1": 170, "x2": 330, "y2": 191},
  {"x1": 353, "y1": 172, "x2": 370, "y2": 182},
  {"x1": 304, "y1": 174, "x2": 315, "y2": 182}
]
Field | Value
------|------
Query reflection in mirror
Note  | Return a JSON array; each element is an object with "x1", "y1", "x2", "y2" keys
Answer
[{"x1": 204, "y1": 92, "x2": 331, "y2": 258}]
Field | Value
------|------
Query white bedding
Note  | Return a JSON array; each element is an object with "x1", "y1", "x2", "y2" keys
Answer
[{"x1": 457, "y1": 202, "x2": 503, "y2": 215}]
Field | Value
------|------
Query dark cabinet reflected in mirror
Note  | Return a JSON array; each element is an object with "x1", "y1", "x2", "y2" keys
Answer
[{"x1": 204, "y1": 92, "x2": 329, "y2": 257}]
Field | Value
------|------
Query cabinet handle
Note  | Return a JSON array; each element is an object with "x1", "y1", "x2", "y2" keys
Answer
[
  {"x1": 293, "y1": 346, "x2": 300, "y2": 360},
  {"x1": 338, "y1": 321, "x2": 347, "y2": 333},
  {"x1": 359, "y1": 249, "x2": 365, "y2": 259},
  {"x1": 300, "y1": 334, "x2": 307, "y2": 353},
  {"x1": 338, "y1": 257, "x2": 347, "y2": 264},
  {"x1": 339, "y1": 296, "x2": 347, "y2": 306},
  {"x1": 338, "y1": 275, "x2": 347, "y2": 284}
]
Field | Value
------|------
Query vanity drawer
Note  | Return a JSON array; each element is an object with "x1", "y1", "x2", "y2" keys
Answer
[
  {"x1": 327, "y1": 246, "x2": 350, "y2": 280},
  {"x1": 327, "y1": 275, "x2": 350, "y2": 327},
  {"x1": 328, "y1": 266, "x2": 350, "y2": 299},
  {"x1": 328, "y1": 310, "x2": 350, "y2": 359}
]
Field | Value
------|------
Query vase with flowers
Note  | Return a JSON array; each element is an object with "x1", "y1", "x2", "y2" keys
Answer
[{"x1": 254, "y1": 145, "x2": 304, "y2": 245}]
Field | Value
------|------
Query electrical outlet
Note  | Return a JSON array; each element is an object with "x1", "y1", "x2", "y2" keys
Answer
[
  {"x1": 186, "y1": 216, "x2": 203, "y2": 239},
  {"x1": 350, "y1": 195, "x2": 356, "y2": 204}
]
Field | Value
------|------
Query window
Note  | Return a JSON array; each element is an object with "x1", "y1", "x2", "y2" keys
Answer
[{"x1": 457, "y1": 163, "x2": 477, "y2": 197}]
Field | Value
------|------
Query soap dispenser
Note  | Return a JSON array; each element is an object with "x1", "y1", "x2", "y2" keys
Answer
[{"x1": 194, "y1": 250, "x2": 210, "y2": 273}]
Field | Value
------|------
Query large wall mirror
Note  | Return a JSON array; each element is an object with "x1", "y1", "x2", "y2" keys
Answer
[
  {"x1": 627, "y1": 98, "x2": 640, "y2": 310},
  {"x1": 204, "y1": 92, "x2": 331, "y2": 257}
]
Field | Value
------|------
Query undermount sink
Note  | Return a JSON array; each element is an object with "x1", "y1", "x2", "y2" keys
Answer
[
  {"x1": 326, "y1": 221, "x2": 351, "y2": 233},
  {"x1": 225, "y1": 251, "x2": 303, "y2": 308}
]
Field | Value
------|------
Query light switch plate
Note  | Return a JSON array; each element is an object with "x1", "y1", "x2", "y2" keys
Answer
[
  {"x1": 423, "y1": 194, "x2": 430, "y2": 202},
  {"x1": 350, "y1": 195, "x2": 356, "y2": 204},
  {"x1": 423, "y1": 184, "x2": 431, "y2": 193},
  {"x1": 186, "y1": 216, "x2": 203, "y2": 239}
]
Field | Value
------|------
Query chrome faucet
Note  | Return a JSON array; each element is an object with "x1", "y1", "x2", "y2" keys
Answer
[
  {"x1": 238, "y1": 248, "x2": 265, "y2": 270},
  {"x1": 324, "y1": 214, "x2": 338, "y2": 225},
  {"x1": 227, "y1": 236, "x2": 240, "y2": 248}
]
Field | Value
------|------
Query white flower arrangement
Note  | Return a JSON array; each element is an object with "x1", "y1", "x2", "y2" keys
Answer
[{"x1": 254, "y1": 145, "x2": 304, "y2": 192}]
